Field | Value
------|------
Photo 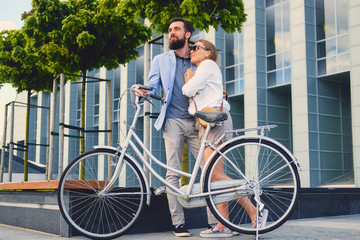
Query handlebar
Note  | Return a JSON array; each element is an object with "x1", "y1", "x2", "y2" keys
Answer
[
  {"x1": 149, "y1": 93, "x2": 162, "y2": 101},
  {"x1": 131, "y1": 84, "x2": 162, "y2": 105},
  {"x1": 137, "y1": 85, "x2": 153, "y2": 91}
]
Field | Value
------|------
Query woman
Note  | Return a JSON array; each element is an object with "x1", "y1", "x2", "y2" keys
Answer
[{"x1": 182, "y1": 40, "x2": 267, "y2": 238}]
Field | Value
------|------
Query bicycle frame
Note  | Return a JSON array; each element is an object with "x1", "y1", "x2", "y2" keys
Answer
[{"x1": 99, "y1": 94, "x2": 248, "y2": 202}]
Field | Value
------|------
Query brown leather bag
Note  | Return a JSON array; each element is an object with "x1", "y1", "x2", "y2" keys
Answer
[
  {"x1": 198, "y1": 107, "x2": 218, "y2": 127},
  {"x1": 194, "y1": 100, "x2": 223, "y2": 128}
]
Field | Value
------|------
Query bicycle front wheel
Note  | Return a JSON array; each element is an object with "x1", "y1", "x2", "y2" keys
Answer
[
  {"x1": 58, "y1": 148, "x2": 146, "y2": 240},
  {"x1": 204, "y1": 137, "x2": 300, "y2": 235}
]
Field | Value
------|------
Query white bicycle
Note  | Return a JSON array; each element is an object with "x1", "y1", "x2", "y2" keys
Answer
[{"x1": 58, "y1": 84, "x2": 301, "y2": 239}]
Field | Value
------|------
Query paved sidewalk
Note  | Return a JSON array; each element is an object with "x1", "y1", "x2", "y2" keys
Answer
[{"x1": 1, "y1": 214, "x2": 359, "y2": 240}]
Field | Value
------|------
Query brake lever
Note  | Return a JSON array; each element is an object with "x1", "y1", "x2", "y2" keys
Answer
[
  {"x1": 143, "y1": 94, "x2": 154, "y2": 107},
  {"x1": 133, "y1": 87, "x2": 155, "y2": 106}
]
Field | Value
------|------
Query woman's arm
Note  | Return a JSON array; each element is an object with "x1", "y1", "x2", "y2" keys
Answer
[
  {"x1": 182, "y1": 60, "x2": 215, "y2": 97},
  {"x1": 184, "y1": 68, "x2": 195, "y2": 84}
]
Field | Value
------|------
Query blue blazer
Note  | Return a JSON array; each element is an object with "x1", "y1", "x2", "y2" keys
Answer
[{"x1": 147, "y1": 50, "x2": 195, "y2": 131}]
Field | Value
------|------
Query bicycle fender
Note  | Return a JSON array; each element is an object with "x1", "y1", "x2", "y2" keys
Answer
[{"x1": 93, "y1": 146, "x2": 152, "y2": 206}]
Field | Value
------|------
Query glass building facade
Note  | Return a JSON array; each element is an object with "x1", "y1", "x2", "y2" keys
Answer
[{"x1": 2, "y1": 0, "x2": 360, "y2": 188}]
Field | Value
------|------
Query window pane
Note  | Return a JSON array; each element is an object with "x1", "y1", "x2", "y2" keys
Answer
[
  {"x1": 94, "y1": 82, "x2": 99, "y2": 103},
  {"x1": 234, "y1": 65, "x2": 241, "y2": 80},
  {"x1": 226, "y1": 80, "x2": 243, "y2": 96},
  {"x1": 283, "y1": 2, "x2": 290, "y2": 33},
  {"x1": 226, "y1": 33, "x2": 235, "y2": 66},
  {"x1": 236, "y1": 33, "x2": 244, "y2": 64},
  {"x1": 283, "y1": 51, "x2": 291, "y2": 67},
  {"x1": 234, "y1": 81, "x2": 241, "y2": 95},
  {"x1": 268, "y1": 72, "x2": 276, "y2": 87},
  {"x1": 226, "y1": 82, "x2": 235, "y2": 96},
  {"x1": 267, "y1": 55, "x2": 276, "y2": 71},
  {"x1": 316, "y1": 0, "x2": 325, "y2": 40},
  {"x1": 226, "y1": 67, "x2": 235, "y2": 82},
  {"x1": 324, "y1": 0, "x2": 336, "y2": 38},
  {"x1": 318, "y1": 59, "x2": 326, "y2": 76},
  {"x1": 274, "y1": 4, "x2": 283, "y2": 52},
  {"x1": 240, "y1": 64, "x2": 244, "y2": 79},
  {"x1": 239, "y1": 80, "x2": 244, "y2": 93},
  {"x1": 266, "y1": 7, "x2": 275, "y2": 54},
  {"x1": 326, "y1": 38, "x2": 336, "y2": 57},
  {"x1": 326, "y1": 56, "x2": 337, "y2": 74},
  {"x1": 266, "y1": 0, "x2": 274, "y2": 7},
  {"x1": 317, "y1": 41, "x2": 326, "y2": 58},
  {"x1": 338, "y1": 53, "x2": 350, "y2": 72},
  {"x1": 113, "y1": 111, "x2": 118, "y2": 121},
  {"x1": 114, "y1": 99, "x2": 119, "y2": 108},
  {"x1": 276, "y1": 69, "x2": 283, "y2": 85},
  {"x1": 336, "y1": 0, "x2": 348, "y2": 34},
  {"x1": 113, "y1": 71, "x2": 120, "y2": 99},
  {"x1": 284, "y1": 68, "x2": 291, "y2": 83},
  {"x1": 276, "y1": 53, "x2": 282, "y2": 69},
  {"x1": 337, "y1": 35, "x2": 349, "y2": 54}
]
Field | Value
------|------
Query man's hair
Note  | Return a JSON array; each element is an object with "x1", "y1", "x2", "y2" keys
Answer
[{"x1": 169, "y1": 17, "x2": 193, "y2": 34}]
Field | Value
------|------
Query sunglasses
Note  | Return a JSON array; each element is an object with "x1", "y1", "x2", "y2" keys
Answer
[{"x1": 190, "y1": 45, "x2": 209, "y2": 52}]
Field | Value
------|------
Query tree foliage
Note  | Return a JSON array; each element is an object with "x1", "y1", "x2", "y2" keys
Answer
[
  {"x1": 22, "y1": 0, "x2": 153, "y2": 157},
  {"x1": 0, "y1": 29, "x2": 55, "y2": 181},
  {"x1": 121, "y1": 0, "x2": 247, "y2": 34},
  {"x1": 0, "y1": 29, "x2": 53, "y2": 92},
  {"x1": 23, "y1": 0, "x2": 152, "y2": 75}
]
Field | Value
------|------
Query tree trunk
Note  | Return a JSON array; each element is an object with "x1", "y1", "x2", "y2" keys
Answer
[
  {"x1": 80, "y1": 70, "x2": 86, "y2": 179},
  {"x1": 181, "y1": 144, "x2": 189, "y2": 186},
  {"x1": 80, "y1": 69, "x2": 86, "y2": 154},
  {"x1": 24, "y1": 89, "x2": 31, "y2": 181}
]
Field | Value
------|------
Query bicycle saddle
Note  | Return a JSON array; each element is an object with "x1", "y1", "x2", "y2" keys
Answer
[{"x1": 194, "y1": 111, "x2": 228, "y2": 123}]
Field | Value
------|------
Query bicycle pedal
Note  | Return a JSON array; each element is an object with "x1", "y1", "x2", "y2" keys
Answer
[{"x1": 154, "y1": 186, "x2": 166, "y2": 195}]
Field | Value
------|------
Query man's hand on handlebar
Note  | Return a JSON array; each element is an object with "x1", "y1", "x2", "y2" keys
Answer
[
  {"x1": 135, "y1": 89, "x2": 148, "y2": 97},
  {"x1": 131, "y1": 84, "x2": 162, "y2": 101}
]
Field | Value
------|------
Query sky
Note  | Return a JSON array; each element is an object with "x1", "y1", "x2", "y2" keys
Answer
[
  {"x1": 0, "y1": 0, "x2": 32, "y2": 31},
  {"x1": 0, "y1": 1, "x2": 32, "y2": 137}
]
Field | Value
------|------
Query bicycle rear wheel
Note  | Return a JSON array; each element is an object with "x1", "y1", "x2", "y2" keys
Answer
[
  {"x1": 58, "y1": 148, "x2": 146, "y2": 240},
  {"x1": 204, "y1": 137, "x2": 300, "y2": 235}
]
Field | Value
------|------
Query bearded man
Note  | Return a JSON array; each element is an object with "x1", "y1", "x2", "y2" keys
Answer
[{"x1": 137, "y1": 17, "x2": 217, "y2": 237}]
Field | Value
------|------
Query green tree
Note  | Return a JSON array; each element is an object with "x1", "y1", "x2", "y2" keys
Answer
[
  {"x1": 0, "y1": 29, "x2": 54, "y2": 181},
  {"x1": 122, "y1": 0, "x2": 247, "y2": 174},
  {"x1": 121, "y1": 0, "x2": 247, "y2": 34},
  {"x1": 23, "y1": 0, "x2": 152, "y2": 157}
]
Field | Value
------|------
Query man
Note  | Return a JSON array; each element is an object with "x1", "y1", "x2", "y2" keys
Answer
[{"x1": 138, "y1": 17, "x2": 216, "y2": 237}]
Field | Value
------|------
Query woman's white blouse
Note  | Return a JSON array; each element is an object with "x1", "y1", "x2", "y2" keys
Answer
[{"x1": 182, "y1": 59, "x2": 230, "y2": 115}]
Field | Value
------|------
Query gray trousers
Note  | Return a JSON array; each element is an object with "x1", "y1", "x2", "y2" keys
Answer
[{"x1": 163, "y1": 118, "x2": 216, "y2": 226}]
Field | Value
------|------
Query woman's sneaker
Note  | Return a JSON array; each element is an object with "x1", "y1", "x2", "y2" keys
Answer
[
  {"x1": 173, "y1": 224, "x2": 190, "y2": 237},
  {"x1": 200, "y1": 226, "x2": 233, "y2": 238}
]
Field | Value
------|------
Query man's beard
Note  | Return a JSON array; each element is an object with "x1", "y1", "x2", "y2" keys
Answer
[{"x1": 169, "y1": 37, "x2": 186, "y2": 50}]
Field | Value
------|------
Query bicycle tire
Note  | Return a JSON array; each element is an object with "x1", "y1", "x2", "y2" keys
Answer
[
  {"x1": 58, "y1": 148, "x2": 146, "y2": 240},
  {"x1": 204, "y1": 137, "x2": 300, "y2": 234}
]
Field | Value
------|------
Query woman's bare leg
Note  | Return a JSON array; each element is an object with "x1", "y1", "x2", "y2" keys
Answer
[{"x1": 203, "y1": 147, "x2": 257, "y2": 228}]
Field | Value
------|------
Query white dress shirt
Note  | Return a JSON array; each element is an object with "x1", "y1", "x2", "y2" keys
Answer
[{"x1": 182, "y1": 59, "x2": 230, "y2": 115}]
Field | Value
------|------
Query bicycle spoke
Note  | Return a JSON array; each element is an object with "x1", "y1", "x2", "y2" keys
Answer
[{"x1": 58, "y1": 149, "x2": 146, "y2": 239}]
